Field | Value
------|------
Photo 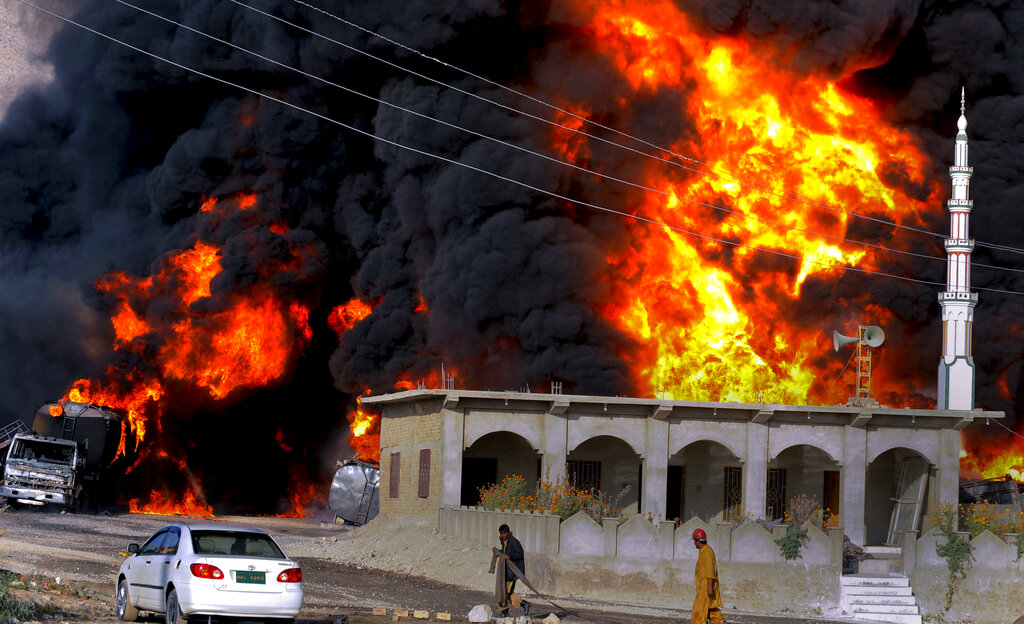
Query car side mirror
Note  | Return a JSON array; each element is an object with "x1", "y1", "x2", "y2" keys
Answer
[{"x1": 127, "y1": 543, "x2": 140, "y2": 554}]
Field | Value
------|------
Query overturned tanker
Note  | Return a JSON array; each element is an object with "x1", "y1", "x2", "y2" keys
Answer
[
  {"x1": 0, "y1": 401, "x2": 127, "y2": 509},
  {"x1": 328, "y1": 460, "x2": 380, "y2": 525}
]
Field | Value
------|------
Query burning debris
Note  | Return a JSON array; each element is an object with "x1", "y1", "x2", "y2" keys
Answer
[{"x1": 0, "y1": 0, "x2": 1023, "y2": 509}]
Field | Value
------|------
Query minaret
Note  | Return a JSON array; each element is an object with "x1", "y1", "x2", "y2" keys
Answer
[{"x1": 937, "y1": 88, "x2": 978, "y2": 410}]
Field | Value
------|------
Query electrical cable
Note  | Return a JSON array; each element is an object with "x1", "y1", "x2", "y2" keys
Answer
[
  {"x1": 16, "y1": 0, "x2": 1024, "y2": 298},
  {"x1": 116, "y1": 0, "x2": 1024, "y2": 276},
  {"x1": 279, "y1": 0, "x2": 1024, "y2": 258}
]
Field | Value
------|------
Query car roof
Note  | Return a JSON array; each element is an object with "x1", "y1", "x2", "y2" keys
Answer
[{"x1": 160, "y1": 522, "x2": 271, "y2": 535}]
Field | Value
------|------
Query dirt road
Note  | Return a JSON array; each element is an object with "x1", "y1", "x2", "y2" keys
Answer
[{"x1": 0, "y1": 508, "x2": 852, "y2": 624}]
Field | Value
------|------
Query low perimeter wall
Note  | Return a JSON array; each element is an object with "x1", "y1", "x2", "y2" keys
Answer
[
  {"x1": 908, "y1": 528, "x2": 1024, "y2": 622},
  {"x1": 438, "y1": 506, "x2": 842, "y2": 614}
]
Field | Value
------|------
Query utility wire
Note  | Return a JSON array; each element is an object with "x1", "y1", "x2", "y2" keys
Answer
[
  {"x1": 17, "y1": 0, "x2": 1024, "y2": 298},
  {"x1": 280, "y1": 0, "x2": 1024, "y2": 258},
  {"x1": 127, "y1": 0, "x2": 1024, "y2": 276},
  {"x1": 990, "y1": 417, "x2": 1024, "y2": 441}
]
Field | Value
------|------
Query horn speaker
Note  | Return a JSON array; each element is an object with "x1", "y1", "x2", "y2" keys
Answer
[{"x1": 832, "y1": 330, "x2": 858, "y2": 352}]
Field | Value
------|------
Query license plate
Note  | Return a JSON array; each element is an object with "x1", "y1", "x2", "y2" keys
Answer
[{"x1": 234, "y1": 570, "x2": 265, "y2": 584}]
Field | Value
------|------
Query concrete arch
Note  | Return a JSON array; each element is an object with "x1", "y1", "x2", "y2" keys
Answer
[
  {"x1": 567, "y1": 419, "x2": 646, "y2": 457},
  {"x1": 866, "y1": 441, "x2": 938, "y2": 467},
  {"x1": 464, "y1": 422, "x2": 541, "y2": 451},
  {"x1": 768, "y1": 426, "x2": 843, "y2": 465},
  {"x1": 670, "y1": 430, "x2": 745, "y2": 461},
  {"x1": 568, "y1": 433, "x2": 643, "y2": 457},
  {"x1": 770, "y1": 442, "x2": 841, "y2": 464}
]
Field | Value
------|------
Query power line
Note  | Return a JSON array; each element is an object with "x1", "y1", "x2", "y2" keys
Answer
[
  {"x1": 16, "y1": 0, "x2": 1024, "y2": 299},
  {"x1": 117, "y1": 0, "x2": 1024, "y2": 277},
  {"x1": 130, "y1": 0, "x2": 1024, "y2": 277},
  {"x1": 280, "y1": 0, "x2": 1024, "y2": 258}
]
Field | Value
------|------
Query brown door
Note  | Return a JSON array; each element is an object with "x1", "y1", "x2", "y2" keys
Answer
[{"x1": 824, "y1": 470, "x2": 840, "y2": 525}]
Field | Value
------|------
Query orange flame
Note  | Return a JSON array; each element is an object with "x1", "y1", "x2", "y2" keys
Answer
[
  {"x1": 328, "y1": 299, "x2": 374, "y2": 337},
  {"x1": 129, "y1": 489, "x2": 214, "y2": 517},
  {"x1": 563, "y1": 0, "x2": 937, "y2": 405},
  {"x1": 57, "y1": 193, "x2": 314, "y2": 512},
  {"x1": 347, "y1": 405, "x2": 380, "y2": 463}
]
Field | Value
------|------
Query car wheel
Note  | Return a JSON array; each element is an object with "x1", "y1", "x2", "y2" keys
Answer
[
  {"x1": 116, "y1": 579, "x2": 139, "y2": 622},
  {"x1": 165, "y1": 588, "x2": 188, "y2": 624}
]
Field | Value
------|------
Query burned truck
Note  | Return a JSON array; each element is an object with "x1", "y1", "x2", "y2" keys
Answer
[{"x1": 0, "y1": 401, "x2": 125, "y2": 509}]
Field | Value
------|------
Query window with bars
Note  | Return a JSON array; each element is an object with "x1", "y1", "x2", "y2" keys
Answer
[
  {"x1": 418, "y1": 449, "x2": 431, "y2": 498},
  {"x1": 389, "y1": 452, "x2": 401, "y2": 498},
  {"x1": 723, "y1": 466, "x2": 742, "y2": 515},
  {"x1": 766, "y1": 467, "x2": 787, "y2": 520},
  {"x1": 566, "y1": 460, "x2": 601, "y2": 491}
]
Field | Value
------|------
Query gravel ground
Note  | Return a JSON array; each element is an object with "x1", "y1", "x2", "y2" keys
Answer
[{"x1": 0, "y1": 507, "x2": 856, "y2": 624}]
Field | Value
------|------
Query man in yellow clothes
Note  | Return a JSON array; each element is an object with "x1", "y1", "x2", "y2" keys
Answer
[{"x1": 691, "y1": 528, "x2": 726, "y2": 624}]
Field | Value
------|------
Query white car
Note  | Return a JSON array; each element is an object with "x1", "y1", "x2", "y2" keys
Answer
[{"x1": 115, "y1": 522, "x2": 304, "y2": 624}]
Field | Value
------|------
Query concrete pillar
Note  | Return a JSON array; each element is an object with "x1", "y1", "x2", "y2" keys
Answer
[
  {"x1": 842, "y1": 426, "x2": 867, "y2": 545},
  {"x1": 441, "y1": 405, "x2": 465, "y2": 507},
  {"x1": 658, "y1": 520, "x2": 675, "y2": 560},
  {"x1": 602, "y1": 517, "x2": 619, "y2": 557},
  {"x1": 938, "y1": 429, "x2": 961, "y2": 507},
  {"x1": 713, "y1": 520, "x2": 732, "y2": 561},
  {"x1": 540, "y1": 412, "x2": 567, "y2": 483},
  {"x1": 742, "y1": 422, "x2": 768, "y2": 518},
  {"x1": 642, "y1": 419, "x2": 669, "y2": 518}
]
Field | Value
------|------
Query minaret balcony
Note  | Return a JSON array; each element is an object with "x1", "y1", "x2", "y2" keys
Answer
[
  {"x1": 949, "y1": 165, "x2": 974, "y2": 175},
  {"x1": 946, "y1": 199, "x2": 973, "y2": 210},
  {"x1": 938, "y1": 291, "x2": 978, "y2": 304},
  {"x1": 944, "y1": 238, "x2": 975, "y2": 251}
]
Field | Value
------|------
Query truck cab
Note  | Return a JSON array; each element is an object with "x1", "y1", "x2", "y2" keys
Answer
[{"x1": 0, "y1": 434, "x2": 80, "y2": 506}]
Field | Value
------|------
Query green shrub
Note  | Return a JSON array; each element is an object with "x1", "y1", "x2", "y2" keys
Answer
[
  {"x1": 0, "y1": 571, "x2": 38, "y2": 623},
  {"x1": 775, "y1": 523, "x2": 809, "y2": 560}
]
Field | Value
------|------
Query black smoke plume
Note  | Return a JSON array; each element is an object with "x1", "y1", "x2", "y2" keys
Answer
[{"x1": 0, "y1": 0, "x2": 1022, "y2": 509}]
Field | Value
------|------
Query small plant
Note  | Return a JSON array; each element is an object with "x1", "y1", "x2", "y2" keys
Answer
[
  {"x1": 775, "y1": 523, "x2": 810, "y2": 560},
  {"x1": 931, "y1": 502, "x2": 975, "y2": 613},
  {"x1": 1015, "y1": 531, "x2": 1024, "y2": 561},
  {"x1": 0, "y1": 570, "x2": 38, "y2": 623}
]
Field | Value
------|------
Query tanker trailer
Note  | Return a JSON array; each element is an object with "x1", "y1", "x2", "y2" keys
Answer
[
  {"x1": 1, "y1": 401, "x2": 125, "y2": 509},
  {"x1": 328, "y1": 460, "x2": 380, "y2": 525}
]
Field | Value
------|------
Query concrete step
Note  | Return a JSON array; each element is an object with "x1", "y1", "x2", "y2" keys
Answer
[
  {"x1": 858, "y1": 559, "x2": 895, "y2": 574},
  {"x1": 841, "y1": 575, "x2": 910, "y2": 587},
  {"x1": 851, "y1": 613, "x2": 922, "y2": 624},
  {"x1": 847, "y1": 595, "x2": 917, "y2": 606},
  {"x1": 863, "y1": 545, "x2": 901, "y2": 556},
  {"x1": 852, "y1": 603, "x2": 920, "y2": 615},
  {"x1": 843, "y1": 585, "x2": 913, "y2": 596}
]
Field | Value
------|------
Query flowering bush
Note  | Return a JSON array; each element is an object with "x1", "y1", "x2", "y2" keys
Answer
[
  {"x1": 929, "y1": 501, "x2": 1024, "y2": 537},
  {"x1": 784, "y1": 493, "x2": 826, "y2": 528},
  {"x1": 477, "y1": 474, "x2": 629, "y2": 521}
]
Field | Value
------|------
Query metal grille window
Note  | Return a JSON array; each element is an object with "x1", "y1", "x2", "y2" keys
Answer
[
  {"x1": 389, "y1": 452, "x2": 401, "y2": 498},
  {"x1": 566, "y1": 460, "x2": 601, "y2": 491},
  {"x1": 766, "y1": 468, "x2": 787, "y2": 520},
  {"x1": 418, "y1": 449, "x2": 431, "y2": 498},
  {"x1": 723, "y1": 466, "x2": 742, "y2": 515}
]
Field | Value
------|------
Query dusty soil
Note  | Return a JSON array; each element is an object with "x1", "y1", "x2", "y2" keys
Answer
[{"x1": 0, "y1": 507, "x2": 854, "y2": 624}]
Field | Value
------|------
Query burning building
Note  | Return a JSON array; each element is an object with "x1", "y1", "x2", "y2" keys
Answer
[{"x1": 1, "y1": 0, "x2": 1024, "y2": 514}]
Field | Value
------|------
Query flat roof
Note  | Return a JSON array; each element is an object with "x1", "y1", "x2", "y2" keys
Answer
[{"x1": 361, "y1": 389, "x2": 1005, "y2": 430}]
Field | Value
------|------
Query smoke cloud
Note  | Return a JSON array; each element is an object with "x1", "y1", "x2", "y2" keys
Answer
[{"x1": 0, "y1": 0, "x2": 1022, "y2": 501}]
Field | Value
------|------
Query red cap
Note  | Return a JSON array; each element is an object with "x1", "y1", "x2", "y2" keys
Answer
[{"x1": 692, "y1": 528, "x2": 707, "y2": 540}]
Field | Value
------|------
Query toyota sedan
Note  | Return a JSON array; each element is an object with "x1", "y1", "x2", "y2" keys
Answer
[{"x1": 115, "y1": 522, "x2": 303, "y2": 623}]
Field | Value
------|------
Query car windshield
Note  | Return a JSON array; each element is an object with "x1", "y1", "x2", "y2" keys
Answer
[
  {"x1": 10, "y1": 439, "x2": 74, "y2": 464},
  {"x1": 190, "y1": 530, "x2": 285, "y2": 559}
]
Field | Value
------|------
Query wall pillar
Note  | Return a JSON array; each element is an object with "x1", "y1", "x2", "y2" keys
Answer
[
  {"x1": 842, "y1": 426, "x2": 867, "y2": 545},
  {"x1": 938, "y1": 428, "x2": 961, "y2": 507},
  {"x1": 642, "y1": 419, "x2": 669, "y2": 519},
  {"x1": 540, "y1": 411, "x2": 568, "y2": 482},
  {"x1": 742, "y1": 422, "x2": 768, "y2": 518},
  {"x1": 441, "y1": 401, "x2": 465, "y2": 507}
]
